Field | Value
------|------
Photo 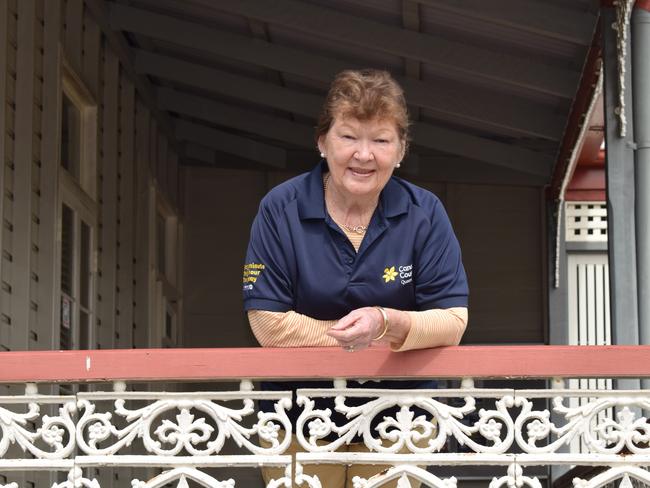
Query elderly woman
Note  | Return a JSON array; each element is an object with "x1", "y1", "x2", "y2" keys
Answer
[{"x1": 243, "y1": 69, "x2": 468, "y2": 487}]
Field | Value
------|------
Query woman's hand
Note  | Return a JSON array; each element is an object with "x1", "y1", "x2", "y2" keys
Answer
[{"x1": 326, "y1": 307, "x2": 385, "y2": 351}]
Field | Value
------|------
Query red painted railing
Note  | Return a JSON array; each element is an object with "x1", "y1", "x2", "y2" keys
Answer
[{"x1": 1, "y1": 345, "x2": 650, "y2": 383}]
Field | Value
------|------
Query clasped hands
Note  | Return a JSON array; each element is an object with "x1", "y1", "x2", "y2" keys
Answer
[{"x1": 326, "y1": 306, "x2": 386, "y2": 352}]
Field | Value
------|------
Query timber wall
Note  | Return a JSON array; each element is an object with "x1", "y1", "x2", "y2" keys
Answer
[
  {"x1": 0, "y1": 0, "x2": 181, "y2": 356},
  {"x1": 1, "y1": 1, "x2": 182, "y2": 485}
]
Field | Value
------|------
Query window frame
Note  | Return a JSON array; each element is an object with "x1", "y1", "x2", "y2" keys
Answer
[
  {"x1": 60, "y1": 56, "x2": 98, "y2": 199},
  {"x1": 56, "y1": 55, "x2": 98, "y2": 351},
  {"x1": 151, "y1": 184, "x2": 183, "y2": 348}
]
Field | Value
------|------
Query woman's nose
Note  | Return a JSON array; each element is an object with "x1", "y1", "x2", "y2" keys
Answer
[{"x1": 354, "y1": 140, "x2": 374, "y2": 160}]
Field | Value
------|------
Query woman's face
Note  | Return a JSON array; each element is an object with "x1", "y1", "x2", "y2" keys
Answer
[{"x1": 318, "y1": 114, "x2": 405, "y2": 200}]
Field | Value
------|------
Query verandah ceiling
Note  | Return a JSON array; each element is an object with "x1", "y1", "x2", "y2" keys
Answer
[{"x1": 106, "y1": 0, "x2": 600, "y2": 186}]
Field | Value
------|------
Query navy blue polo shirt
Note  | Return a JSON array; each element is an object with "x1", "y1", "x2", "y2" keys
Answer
[
  {"x1": 243, "y1": 161, "x2": 467, "y2": 316},
  {"x1": 243, "y1": 162, "x2": 468, "y2": 436}
]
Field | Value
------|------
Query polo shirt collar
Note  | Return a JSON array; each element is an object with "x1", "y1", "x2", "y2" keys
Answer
[{"x1": 297, "y1": 161, "x2": 410, "y2": 220}]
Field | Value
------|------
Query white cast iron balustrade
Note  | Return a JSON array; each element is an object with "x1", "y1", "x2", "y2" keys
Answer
[
  {"x1": 2, "y1": 383, "x2": 650, "y2": 487},
  {"x1": 2, "y1": 346, "x2": 650, "y2": 487}
]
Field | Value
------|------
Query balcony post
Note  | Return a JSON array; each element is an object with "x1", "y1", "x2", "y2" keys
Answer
[
  {"x1": 602, "y1": 2, "x2": 639, "y2": 349},
  {"x1": 633, "y1": 2, "x2": 650, "y2": 352}
]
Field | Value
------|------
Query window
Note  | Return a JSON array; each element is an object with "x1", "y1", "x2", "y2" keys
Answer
[
  {"x1": 152, "y1": 188, "x2": 182, "y2": 348},
  {"x1": 61, "y1": 93, "x2": 81, "y2": 179},
  {"x1": 58, "y1": 60, "x2": 98, "y2": 351},
  {"x1": 59, "y1": 201, "x2": 95, "y2": 350}
]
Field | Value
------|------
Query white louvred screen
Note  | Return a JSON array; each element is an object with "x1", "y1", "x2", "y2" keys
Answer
[
  {"x1": 565, "y1": 202, "x2": 607, "y2": 242},
  {"x1": 567, "y1": 253, "x2": 612, "y2": 454}
]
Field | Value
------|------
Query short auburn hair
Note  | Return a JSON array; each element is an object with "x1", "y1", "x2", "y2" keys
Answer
[{"x1": 315, "y1": 69, "x2": 410, "y2": 151}]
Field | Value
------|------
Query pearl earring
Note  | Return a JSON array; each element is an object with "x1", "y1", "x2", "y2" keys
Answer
[
  {"x1": 396, "y1": 162, "x2": 401, "y2": 168},
  {"x1": 320, "y1": 152, "x2": 325, "y2": 158}
]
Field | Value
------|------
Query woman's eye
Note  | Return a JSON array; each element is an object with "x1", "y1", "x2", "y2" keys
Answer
[
  {"x1": 342, "y1": 134, "x2": 356, "y2": 140},
  {"x1": 375, "y1": 139, "x2": 389, "y2": 144}
]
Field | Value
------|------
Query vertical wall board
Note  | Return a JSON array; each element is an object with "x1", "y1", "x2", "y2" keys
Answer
[
  {"x1": 447, "y1": 183, "x2": 544, "y2": 344},
  {"x1": 5, "y1": 0, "x2": 34, "y2": 479},
  {"x1": 82, "y1": 10, "x2": 100, "y2": 98},
  {"x1": 34, "y1": 0, "x2": 43, "y2": 20},
  {"x1": 178, "y1": 159, "x2": 186, "y2": 217},
  {"x1": 5, "y1": 104, "x2": 14, "y2": 137},
  {"x1": 97, "y1": 45, "x2": 119, "y2": 349},
  {"x1": 149, "y1": 189, "x2": 159, "y2": 347},
  {"x1": 133, "y1": 100, "x2": 150, "y2": 347},
  {"x1": 176, "y1": 217, "x2": 184, "y2": 345},
  {"x1": 64, "y1": 0, "x2": 83, "y2": 74},
  {"x1": 5, "y1": 19, "x2": 14, "y2": 338},
  {"x1": 117, "y1": 74, "x2": 135, "y2": 349},
  {"x1": 157, "y1": 134, "x2": 168, "y2": 194},
  {"x1": 182, "y1": 167, "x2": 264, "y2": 348},
  {"x1": 11, "y1": 0, "x2": 36, "y2": 351},
  {"x1": 0, "y1": 0, "x2": 9, "y2": 335},
  {"x1": 36, "y1": 0, "x2": 61, "y2": 350},
  {"x1": 149, "y1": 118, "x2": 157, "y2": 175},
  {"x1": 115, "y1": 70, "x2": 136, "y2": 478},
  {"x1": 6, "y1": 2, "x2": 15, "y2": 43},
  {"x1": 5, "y1": 141, "x2": 13, "y2": 176},
  {"x1": 32, "y1": 105, "x2": 42, "y2": 148},
  {"x1": 6, "y1": 58, "x2": 14, "y2": 91},
  {"x1": 168, "y1": 150, "x2": 178, "y2": 209}
]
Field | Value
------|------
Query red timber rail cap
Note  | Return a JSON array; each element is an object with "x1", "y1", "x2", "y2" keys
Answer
[{"x1": 1, "y1": 346, "x2": 650, "y2": 384}]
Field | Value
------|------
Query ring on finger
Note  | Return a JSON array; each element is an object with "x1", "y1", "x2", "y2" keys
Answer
[{"x1": 345, "y1": 345, "x2": 355, "y2": 352}]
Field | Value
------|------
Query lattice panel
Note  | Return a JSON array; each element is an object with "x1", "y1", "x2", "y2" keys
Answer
[{"x1": 566, "y1": 202, "x2": 608, "y2": 242}]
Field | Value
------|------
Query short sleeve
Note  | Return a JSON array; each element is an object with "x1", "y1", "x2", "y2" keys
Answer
[
  {"x1": 414, "y1": 199, "x2": 468, "y2": 310},
  {"x1": 242, "y1": 198, "x2": 294, "y2": 312}
]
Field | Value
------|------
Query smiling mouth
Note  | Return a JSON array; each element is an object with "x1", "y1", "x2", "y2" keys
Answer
[{"x1": 349, "y1": 168, "x2": 375, "y2": 177}]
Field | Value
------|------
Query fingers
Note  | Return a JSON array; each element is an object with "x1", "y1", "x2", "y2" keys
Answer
[
  {"x1": 328, "y1": 312, "x2": 359, "y2": 332},
  {"x1": 326, "y1": 308, "x2": 378, "y2": 349},
  {"x1": 327, "y1": 314, "x2": 364, "y2": 343}
]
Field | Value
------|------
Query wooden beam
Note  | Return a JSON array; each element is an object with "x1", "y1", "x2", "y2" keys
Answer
[
  {"x1": 144, "y1": 55, "x2": 552, "y2": 176},
  {"x1": 156, "y1": 83, "x2": 551, "y2": 176},
  {"x1": 82, "y1": 0, "x2": 181, "y2": 154},
  {"x1": 138, "y1": 51, "x2": 321, "y2": 118},
  {"x1": 246, "y1": 18, "x2": 287, "y2": 88},
  {"x1": 412, "y1": 125, "x2": 551, "y2": 178},
  {"x1": 195, "y1": 0, "x2": 578, "y2": 98},
  {"x1": 415, "y1": 0, "x2": 596, "y2": 45},
  {"x1": 175, "y1": 120, "x2": 287, "y2": 169},
  {"x1": 112, "y1": 5, "x2": 565, "y2": 140},
  {"x1": 157, "y1": 87, "x2": 314, "y2": 149}
]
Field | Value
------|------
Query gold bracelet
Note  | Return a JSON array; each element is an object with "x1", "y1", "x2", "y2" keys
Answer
[{"x1": 373, "y1": 306, "x2": 389, "y2": 341}]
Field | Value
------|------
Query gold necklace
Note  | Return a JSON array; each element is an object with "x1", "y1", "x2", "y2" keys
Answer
[{"x1": 324, "y1": 174, "x2": 369, "y2": 234}]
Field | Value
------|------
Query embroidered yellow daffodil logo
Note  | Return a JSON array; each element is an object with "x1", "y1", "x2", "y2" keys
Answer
[{"x1": 383, "y1": 266, "x2": 398, "y2": 283}]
